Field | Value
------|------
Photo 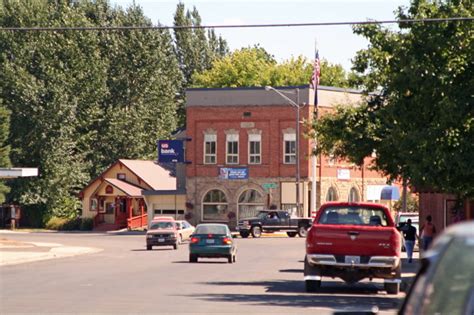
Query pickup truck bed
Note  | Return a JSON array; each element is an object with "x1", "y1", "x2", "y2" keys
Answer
[{"x1": 304, "y1": 202, "x2": 402, "y2": 294}]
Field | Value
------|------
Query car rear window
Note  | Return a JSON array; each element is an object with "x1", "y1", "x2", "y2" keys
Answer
[
  {"x1": 318, "y1": 206, "x2": 389, "y2": 226},
  {"x1": 150, "y1": 221, "x2": 175, "y2": 230},
  {"x1": 195, "y1": 225, "x2": 228, "y2": 235}
]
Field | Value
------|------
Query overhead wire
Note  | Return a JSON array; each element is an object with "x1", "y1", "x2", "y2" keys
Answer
[{"x1": 0, "y1": 17, "x2": 472, "y2": 32}]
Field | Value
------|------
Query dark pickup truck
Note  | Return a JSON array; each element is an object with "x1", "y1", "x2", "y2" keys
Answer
[{"x1": 236, "y1": 210, "x2": 312, "y2": 238}]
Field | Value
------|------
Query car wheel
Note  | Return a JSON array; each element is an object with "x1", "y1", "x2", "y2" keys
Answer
[
  {"x1": 146, "y1": 245, "x2": 152, "y2": 251},
  {"x1": 240, "y1": 231, "x2": 250, "y2": 238},
  {"x1": 298, "y1": 225, "x2": 308, "y2": 238},
  {"x1": 251, "y1": 226, "x2": 262, "y2": 238},
  {"x1": 228, "y1": 255, "x2": 233, "y2": 264},
  {"x1": 385, "y1": 282, "x2": 400, "y2": 295},
  {"x1": 305, "y1": 280, "x2": 321, "y2": 292},
  {"x1": 189, "y1": 254, "x2": 198, "y2": 263},
  {"x1": 287, "y1": 232, "x2": 297, "y2": 237}
]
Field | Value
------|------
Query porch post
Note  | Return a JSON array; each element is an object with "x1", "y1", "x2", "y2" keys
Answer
[{"x1": 140, "y1": 199, "x2": 144, "y2": 227}]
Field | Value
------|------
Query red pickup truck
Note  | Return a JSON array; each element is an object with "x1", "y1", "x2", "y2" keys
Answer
[{"x1": 304, "y1": 202, "x2": 402, "y2": 294}]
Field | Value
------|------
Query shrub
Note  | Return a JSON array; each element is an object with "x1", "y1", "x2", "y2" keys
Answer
[
  {"x1": 80, "y1": 218, "x2": 94, "y2": 231},
  {"x1": 45, "y1": 217, "x2": 81, "y2": 230}
]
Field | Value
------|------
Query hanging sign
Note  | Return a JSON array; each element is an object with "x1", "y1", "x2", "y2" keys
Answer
[{"x1": 157, "y1": 140, "x2": 184, "y2": 163}]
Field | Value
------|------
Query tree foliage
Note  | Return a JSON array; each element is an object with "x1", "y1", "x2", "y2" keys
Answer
[
  {"x1": 0, "y1": 0, "x2": 182, "y2": 217},
  {"x1": 192, "y1": 46, "x2": 355, "y2": 88},
  {"x1": 173, "y1": 3, "x2": 229, "y2": 85},
  {"x1": 312, "y1": 0, "x2": 474, "y2": 197},
  {"x1": 0, "y1": 101, "x2": 11, "y2": 203}
]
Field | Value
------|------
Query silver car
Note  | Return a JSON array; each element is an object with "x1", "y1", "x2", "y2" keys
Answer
[{"x1": 399, "y1": 221, "x2": 474, "y2": 315}]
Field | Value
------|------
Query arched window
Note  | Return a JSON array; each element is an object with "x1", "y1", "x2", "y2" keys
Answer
[
  {"x1": 348, "y1": 187, "x2": 360, "y2": 202},
  {"x1": 326, "y1": 187, "x2": 338, "y2": 201},
  {"x1": 202, "y1": 189, "x2": 228, "y2": 221},
  {"x1": 238, "y1": 189, "x2": 265, "y2": 220}
]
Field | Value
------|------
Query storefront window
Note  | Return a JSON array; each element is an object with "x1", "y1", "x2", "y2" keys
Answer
[
  {"x1": 349, "y1": 187, "x2": 360, "y2": 202},
  {"x1": 326, "y1": 187, "x2": 338, "y2": 201},
  {"x1": 238, "y1": 189, "x2": 265, "y2": 220},
  {"x1": 202, "y1": 189, "x2": 228, "y2": 221}
]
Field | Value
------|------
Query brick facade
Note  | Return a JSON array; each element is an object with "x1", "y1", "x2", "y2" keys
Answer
[{"x1": 184, "y1": 86, "x2": 390, "y2": 226}]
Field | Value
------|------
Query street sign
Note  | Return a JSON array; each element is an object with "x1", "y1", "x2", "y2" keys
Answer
[{"x1": 262, "y1": 183, "x2": 277, "y2": 190}]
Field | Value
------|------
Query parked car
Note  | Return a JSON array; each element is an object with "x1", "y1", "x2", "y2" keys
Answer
[
  {"x1": 236, "y1": 210, "x2": 312, "y2": 238},
  {"x1": 399, "y1": 221, "x2": 474, "y2": 315},
  {"x1": 146, "y1": 217, "x2": 179, "y2": 250},
  {"x1": 175, "y1": 220, "x2": 195, "y2": 243},
  {"x1": 304, "y1": 202, "x2": 402, "y2": 294},
  {"x1": 189, "y1": 224, "x2": 237, "y2": 263}
]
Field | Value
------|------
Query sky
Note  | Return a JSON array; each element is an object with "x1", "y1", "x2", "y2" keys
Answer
[{"x1": 111, "y1": 0, "x2": 411, "y2": 70}]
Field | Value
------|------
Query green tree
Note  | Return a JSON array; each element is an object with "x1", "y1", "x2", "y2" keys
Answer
[
  {"x1": 192, "y1": 46, "x2": 354, "y2": 88},
  {"x1": 312, "y1": 0, "x2": 474, "y2": 197},
  {"x1": 173, "y1": 3, "x2": 229, "y2": 85},
  {"x1": 0, "y1": 0, "x2": 182, "y2": 218},
  {"x1": 0, "y1": 101, "x2": 11, "y2": 203}
]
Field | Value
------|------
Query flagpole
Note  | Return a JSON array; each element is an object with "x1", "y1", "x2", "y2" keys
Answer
[{"x1": 311, "y1": 41, "x2": 319, "y2": 218}]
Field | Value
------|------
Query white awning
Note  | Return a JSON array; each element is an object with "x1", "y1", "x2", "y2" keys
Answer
[{"x1": 0, "y1": 168, "x2": 38, "y2": 178}]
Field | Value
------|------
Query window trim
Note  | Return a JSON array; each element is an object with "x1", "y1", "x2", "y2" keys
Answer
[
  {"x1": 226, "y1": 133, "x2": 239, "y2": 165},
  {"x1": 283, "y1": 133, "x2": 296, "y2": 164},
  {"x1": 203, "y1": 133, "x2": 217, "y2": 165},
  {"x1": 248, "y1": 133, "x2": 261, "y2": 165}
]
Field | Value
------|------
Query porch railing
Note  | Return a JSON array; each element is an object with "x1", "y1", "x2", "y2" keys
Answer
[{"x1": 127, "y1": 213, "x2": 148, "y2": 230}]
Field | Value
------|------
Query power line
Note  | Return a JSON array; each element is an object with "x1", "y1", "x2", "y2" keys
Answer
[{"x1": 0, "y1": 17, "x2": 472, "y2": 32}]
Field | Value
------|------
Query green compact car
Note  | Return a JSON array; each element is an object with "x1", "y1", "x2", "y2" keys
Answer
[{"x1": 189, "y1": 224, "x2": 237, "y2": 263}]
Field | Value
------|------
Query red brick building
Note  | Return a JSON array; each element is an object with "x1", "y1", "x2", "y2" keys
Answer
[
  {"x1": 418, "y1": 193, "x2": 473, "y2": 233},
  {"x1": 184, "y1": 86, "x2": 392, "y2": 226}
]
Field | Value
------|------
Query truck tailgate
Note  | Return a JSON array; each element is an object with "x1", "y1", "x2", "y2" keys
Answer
[{"x1": 308, "y1": 225, "x2": 399, "y2": 257}]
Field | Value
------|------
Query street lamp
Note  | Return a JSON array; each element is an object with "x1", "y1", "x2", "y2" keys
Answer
[{"x1": 265, "y1": 86, "x2": 303, "y2": 216}]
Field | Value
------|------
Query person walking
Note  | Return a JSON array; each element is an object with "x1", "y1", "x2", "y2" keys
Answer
[
  {"x1": 402, "y1": 219, "x2": 417, "y2": 263},
  {"x1": 420, "y1": 215, "x2": 437, "y2": 251}
]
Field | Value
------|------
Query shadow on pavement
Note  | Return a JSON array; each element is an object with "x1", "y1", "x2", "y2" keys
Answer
[
  {"x1": 172, "y1": 260, "x2": 228, "y2": 264},
  {"x1": 279, "y1": 268, "x2": 304, "y2": 273},
  {"x1": 201, "y1": 279, "x2": 390, "y2": 295},
  {"x1": 184, "y1": 279, "x2": 401, "y2": 311}
]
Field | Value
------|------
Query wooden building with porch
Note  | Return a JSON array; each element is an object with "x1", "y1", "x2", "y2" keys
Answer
[{"x1": 80, "y1": 159, "x2": 179, "y2": 231}]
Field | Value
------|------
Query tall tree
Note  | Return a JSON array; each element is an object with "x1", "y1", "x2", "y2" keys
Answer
[
  {"x1": 0, "y1": 0, "x2": 182, "y2": 217},
  {"x1": 0, "y1": 100, "x2": 11, "y2": 203},
  {"x1": 173, "y1": 3, "x2": 229, "y2": 85},
  {"x1": 312, "y1": 0, "x2": 474, "y2": 197},
  {"x1": 192, "y1": 46, "x2": 354, "y2": 88}
]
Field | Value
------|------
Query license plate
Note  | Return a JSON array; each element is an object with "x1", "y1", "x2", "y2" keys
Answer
[
  {"x1": 158, "y1": 238, "x2": 165, "y2": 242},
  {"x1": 345, "y1": 255, "x2": 360, "y2": 264},
  {"x1": 206, "y1": 239, "x2": 215, "y2": 244}
]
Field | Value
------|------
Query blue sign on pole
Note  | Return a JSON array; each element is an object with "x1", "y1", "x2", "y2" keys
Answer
[
  {"x1": 157, "y1": 140, "x2": 184, "y2": 163},
  {"x1": 219, "y1": 168, "x2": 248, "y2": 180}
]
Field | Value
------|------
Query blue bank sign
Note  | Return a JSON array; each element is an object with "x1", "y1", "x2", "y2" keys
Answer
[
  {"x1": 157, "y1": 140, "x2": 184, "y2": 163},
  {"x1": 219, "y1": 167, "x2": 248, "y2": 180}
]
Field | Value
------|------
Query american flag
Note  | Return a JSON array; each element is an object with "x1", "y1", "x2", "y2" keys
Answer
[{"x1": 310, "y1": 49, "x2": 320, "y2": 107}]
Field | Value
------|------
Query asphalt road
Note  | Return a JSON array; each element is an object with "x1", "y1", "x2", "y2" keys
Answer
[{"x1": 0, "y1": 232, "x2": 407, "y2": 314}]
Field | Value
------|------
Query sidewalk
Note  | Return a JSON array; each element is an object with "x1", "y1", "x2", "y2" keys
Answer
[{"x1": 0, "y1": 237, "x2": 102, "y2": 267}]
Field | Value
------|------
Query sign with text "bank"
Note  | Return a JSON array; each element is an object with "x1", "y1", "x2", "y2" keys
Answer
[{"x1": 157, "y1": 140, "x2": 184, "y2": 163}]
